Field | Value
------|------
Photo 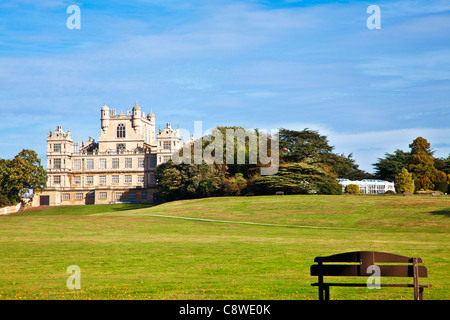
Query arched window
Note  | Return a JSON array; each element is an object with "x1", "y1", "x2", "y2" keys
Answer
[{"x1": 117, "y1": 124, "x2": 125, "y2": 138}]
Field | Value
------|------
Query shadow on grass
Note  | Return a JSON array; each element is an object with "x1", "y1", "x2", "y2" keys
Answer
[
  {"x1": 107, "y1": 203, "x2": 156, "y2": 211},
  {"x1": 430, "y1": 209, "x2": 450, "y2": 217},
  {"x1": 17, "y1": 203, "x2": 157, "y2": 217}
]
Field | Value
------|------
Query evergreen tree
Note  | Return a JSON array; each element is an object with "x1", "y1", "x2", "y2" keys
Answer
[{"x1": 373, "y1": 149, "x2": 410, "y2": 182}]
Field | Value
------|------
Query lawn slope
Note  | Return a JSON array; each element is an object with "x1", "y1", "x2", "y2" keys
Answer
[{"x1": 0, "y1": 195, "x2": 448, "y2": 300}]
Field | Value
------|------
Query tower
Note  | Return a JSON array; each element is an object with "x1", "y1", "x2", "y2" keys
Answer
[
  {"x1": 156, "y1": 123, "x2": 182, "y2": 165},
  {"x1": 101, "y1": 103, "x2": 109, "y2": 133},
  {"x1": 46, "y1": 126, "x2": 74, "y2": 189},
  {"x1": 132, "y1": 102, "x2": 141, "y2": 131},
  {"x1": 146, "y1": 109, "x2": 156, "y2": 146}
]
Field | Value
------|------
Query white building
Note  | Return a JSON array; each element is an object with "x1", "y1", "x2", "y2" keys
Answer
[{"x1": 337, "y1": 179, "x2": 396, "y2": 194}]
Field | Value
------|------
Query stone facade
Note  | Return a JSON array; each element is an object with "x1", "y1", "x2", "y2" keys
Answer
[{"x1": 33, "y1": 103, "x2": 182, "y2": 206}]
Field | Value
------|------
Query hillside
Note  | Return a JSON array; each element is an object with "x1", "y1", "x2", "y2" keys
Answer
[{"x1": 0, "y1": 195, "x2": 449, "y2": 300}]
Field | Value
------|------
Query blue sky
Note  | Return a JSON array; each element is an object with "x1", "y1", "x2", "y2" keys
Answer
[{"x1": 0, "y1": 0, "x2": 449, "y2": 173}]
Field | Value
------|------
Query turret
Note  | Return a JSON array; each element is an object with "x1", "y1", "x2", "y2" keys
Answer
[
  {"x1": 101, "y1": 103, "x2": 109, "y2": 133},
  {"x1": 132, "y1": 102, "x2": 141, "y2": 130},
  {"x1": 147, "y1": 109, "x2": 155, "y2": 123}
]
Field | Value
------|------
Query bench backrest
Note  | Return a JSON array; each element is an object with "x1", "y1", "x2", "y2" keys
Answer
[{"x1": 310, "y1": 251, "x2": 428, "y2": 278}]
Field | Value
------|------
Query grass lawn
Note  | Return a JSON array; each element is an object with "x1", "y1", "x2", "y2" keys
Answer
[{"x1": 0, "y1": 194, "x2": 448, "y2": 300}]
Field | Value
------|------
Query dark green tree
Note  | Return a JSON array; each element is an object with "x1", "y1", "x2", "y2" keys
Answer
[
  {"x1": 155, "y1": 161, "x2": 225, "y2": 201},
  {"x1": 373, "y1": 149, "x2": 410, "y2": 182},
  {"x1": 0, "y1": 149, "x2": 47, "y2": 204},
  {"x1": 279, "y1": 128, "x2": 371, "y2": 179},
  {"x1": 279, "y1": 128, "x2": 332, "y2": 164},
  {"x1": 252, "y1": 163, "x2": 342, "y2": 195}
]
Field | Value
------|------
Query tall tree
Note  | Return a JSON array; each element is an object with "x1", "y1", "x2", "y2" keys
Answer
[
  {"x1": 279, "y1": 128, "x2": 332, "y2": 164},
  {"x1": 406, "y1": 137, "x2": 447, "y2": 190},
  {"x1": 279, "y1": 128, "x2": 371, "y2": 179}
]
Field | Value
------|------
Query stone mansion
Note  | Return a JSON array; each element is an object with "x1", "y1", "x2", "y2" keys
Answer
[{"x1": 34, "y1": 103, "x2": 185, "y2": 206}]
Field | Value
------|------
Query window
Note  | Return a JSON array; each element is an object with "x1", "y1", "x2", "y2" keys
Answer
[
  {"x1": 99, "y1": 158, "x2": 106, "y2": 169},
  {"x1": 138, "y1": 158, "x2": 144, "y2": 168},
  {"x1": 128, "y1": 192, "x2": 136, "y2": 200},
  {"x1": 74, "y1": 176, "x2": 81, "y2": 185},
  {"x1": 117, "y1": 143, "x2": 125, "y2": 153},
  {"x1": 125, "y1": 175, "x2": 132, "y2": 183},
  {"x1": 99, "y1": 192, "x2": 107, "y2": 200},
  {"x1": 76, "y1": 193, "x2": 83, "y2": 200},
  {"x1": 125, "y1": 158, "x2": 132, "y2": 168},
  {"x1": 138, "y1": 175, "x2": 144, "y2": 183},
  {"x1": 115, "y1": 192, "x2": 123, "y2": 200},
  {"x1": 62, "y1": 193, "x2": 70, "y2": 201},
  {"x1": 163, "y1": 156, "x2": 171, "y2": 162},
  {"x1": 86, "y1": 159, "x2": 94, "y2": 169},
  {"x1": 149, "y1": 174, "x2": 156, "y2": 184},
  {"x1": 73, "y1": 159, "x2": 81, "y2": 170},
  {"x1": 53, "y1": 144, "x2": 61, "y2": 152},
  {"x1": 99, "y1": 176, "x2": 106, "y2": 184},
  {"x1": 163, "y1": 141, "x2": 171, "y2": 149},
  {"x1": 117, "y1": 124, "x2": 126, "y2": 138},
  {"x1": 141, "y1": 192, "x2": 147, "y2": 199},
  {"x1": 112, "y1": 158, "x2": 119, "y2": 169},
  {"x1": 53, "y1": 175, "x2": 61, "y2": 184},
  {"x1": 112, "y1": 175, "x2": 119, "y2": 184},
  {"x1": 54, "y1": 159, "x2": 61, "y2": 169},
  {"x1": 149, "y1": 155, "x2": 157, "y2": 168},
  {"x1": 86, "y1": 176, "x2": 93, "y2": 184}
]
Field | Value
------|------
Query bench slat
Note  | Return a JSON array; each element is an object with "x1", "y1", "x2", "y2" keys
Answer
[
  {"x1": 311, "y1": 283, "x2": 432, "y2": 288},
  {"x1": 314, "y1": 251, "x2": 422, "y2": 263},
  {"x1": 310, "y1": 264, "x2": 428, "y2": 277}
]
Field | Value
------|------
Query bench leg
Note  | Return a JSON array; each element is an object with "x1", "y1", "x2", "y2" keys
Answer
[
  {"x1": 325, "y1": 285, "x2": 330, "y2": 300},
  {"x1": 419, "y1": 287, "x2": 424, "y2": 300},
  {"x1": 413, "y1": 258, "x2": 419, "y2": 300}
]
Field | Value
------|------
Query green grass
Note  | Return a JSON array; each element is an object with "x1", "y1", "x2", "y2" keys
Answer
[{"x1": 0, "y1": 194, "x2": 448, "y2": 300}]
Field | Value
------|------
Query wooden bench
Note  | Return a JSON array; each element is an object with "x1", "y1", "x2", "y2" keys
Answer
[{"x1": 310, "y1": 251, "x2": 431, "y2": 300}]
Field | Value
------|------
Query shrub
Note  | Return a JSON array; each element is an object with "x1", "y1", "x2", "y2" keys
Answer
[
  {"x1": 317, "y1": 180, "x2": 343, "y2": 195},
  {"x1": 394, "y1": 168, "x2": 415, "y2": 194},
  {"x1": 344, "y1": 184, "x2": 361, "y2": 194},
  {"x1": 223, "y1": 176, "x2": 247, "y2": 196},
  {"x1": 0, "y1": 194, "x2": 12, "y2": 207},
  {"x1": 434, "y1": 181, "x2": 449, "y2": 194},
  {"x1": 414, "y1": 180, "x2": 420, "y2": 193},
  {"x1": 385, "y1": 190, "x2": 396, "y2": 195}
]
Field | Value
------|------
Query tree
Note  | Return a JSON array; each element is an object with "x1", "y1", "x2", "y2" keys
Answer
[
  {"x1": 279, "y1": 128, "x2": 371, "y2": 179},
  {"x1": 394, "y1": 168, "x2": 415, "y2": 194},
  {"x1": 252, "y1": 162, "x2": 342, "y2": 195},
  {"x1": 407, "y1": 137, "x2": 435, "y2": 179},
  {"x1": 155, "y1": 161, "x2": 223, "y2": 201},
  {"x1": 434, "y1": 155, "x2": 450, "y2": 175},
  {"x1": 279, "y1": 128, "x2": 333, "y2": 164},
  {"x1": 406, "y1": 137, "x2": 447, "y2": 190},
  {"x1": 373, "y1": 149, "x2": 410, "y2": 182},
  {"x1": 0, "y1": 149, "x2": 46, "y2": 204}
]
